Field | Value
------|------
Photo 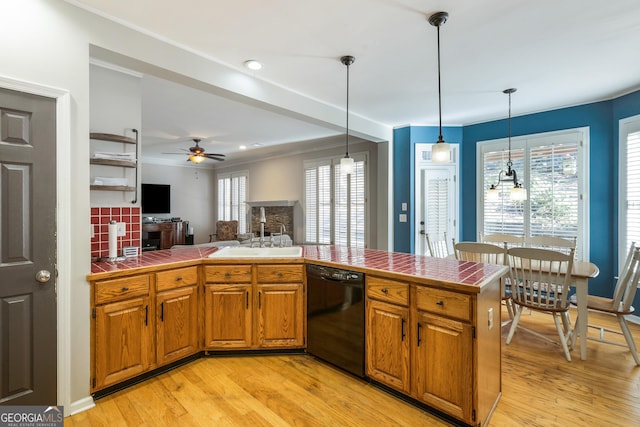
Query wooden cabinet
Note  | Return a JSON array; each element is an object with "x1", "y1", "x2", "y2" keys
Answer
[
  {"x1": 155, "y1": 267, "x2": 199, "y2": 365},
  {"x1": 366, "y1": 299, "x2": 410, "y2": 393},
  {"x1": 365, "y1": 274, "x2": 501, "y2": 426},
  {"x1": 92, "y1": 274, "x2": 153, "y2": 391},
  {"x1": 414, "y1": 311, "x2": 473, "y2": 421},
  {"x1": 142, "y1": 221, "x2": 186, "y2": 249},
  {"x1": 204, "y1": 264, "x2": 305, "y2": 350}
]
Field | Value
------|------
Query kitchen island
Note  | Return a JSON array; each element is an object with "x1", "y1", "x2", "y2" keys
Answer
[{"x1": 88, "y1": 245, "x2": 506, "y2": 426}]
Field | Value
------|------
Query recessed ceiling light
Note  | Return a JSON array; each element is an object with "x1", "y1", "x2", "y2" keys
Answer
[
  {"x1": 244, "y1": 60, "x2": 262, "y2": 70},
  {"x1": 239, "y1": 145, "x2": 247, "y2": 150}
]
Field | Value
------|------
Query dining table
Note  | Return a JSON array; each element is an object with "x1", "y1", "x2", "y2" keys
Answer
[{"x1": 568, "y1": 260, "x2": 600, "y2": 360}]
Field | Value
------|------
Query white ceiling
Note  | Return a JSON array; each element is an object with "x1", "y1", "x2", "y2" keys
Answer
[{"x1": 70, "y1": 0, "x2": 640, "y2": 166}]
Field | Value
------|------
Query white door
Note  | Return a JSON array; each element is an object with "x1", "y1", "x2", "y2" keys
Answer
[{"x1": 415, "y1": 144, "x2": 458, "y2": 256}]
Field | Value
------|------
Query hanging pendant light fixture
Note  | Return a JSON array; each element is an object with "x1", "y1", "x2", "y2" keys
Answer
[
  {"x1": 428, "y1": 11, "x2": 451, "y2": 163},
  {"x1": 487, "y1": 88, "x2": 527, "y2": 201},
  {"x1": 340, "y1": 55, "x2": 355, "y2": 175}
]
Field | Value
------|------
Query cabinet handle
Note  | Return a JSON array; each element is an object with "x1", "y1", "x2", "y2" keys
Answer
[
  {"x1": 224, "y1": 272, "x2": 231, "y2": 278},
  {"x1": 417, "y1": 322, "x2": 422, "y2": 346},
  {"x1": 436, "y1": 300, "x2": 444, "y2": 306},
  {"x1": 401, "y1": 317, "x2": 406, "y2": 341},
  {"x1": 277, "y1": 272, "x2": 283, "y2": 277},
  {"x1": 246, "y1": 291, "x2": 249, "y2": 309},
  {"x1": 145, "y1": 305, "x2": 148, "y2": 326},
  {"x1": 160, "y1": 302, "x2": 164, "y2": 321},
  {"x1": 176, "y1": 276, "x2": 183, "y2": 281},
  {"x1": 121, "y1": 287, "x2": 129, "y2": 291},
  {"x1": 381, "y1": 288, "x2": 389, "y2": 294},
  {"x1": 258, "y1": 291, "x2": 262, "y2": 309}
]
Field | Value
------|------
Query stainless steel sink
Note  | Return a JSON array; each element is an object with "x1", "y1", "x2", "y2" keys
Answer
[{"x1": 208, "y1": 246, "x2": 302, "y2": 258}]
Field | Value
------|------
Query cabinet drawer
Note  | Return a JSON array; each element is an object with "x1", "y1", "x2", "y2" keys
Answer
[
  {"x1": 366, "y1": 276, "x2": 409, "y2": 306},
  {"x1": 256, "y1": 264, "x2": 303, "y2": 283},
  {"x1": 94, "y1": 274, "x2": 150, "y2": 305},
  {"x1": 205, "y1": 265, "x2": 252, "y2": 283},
  {"x1": 415, "y1": 286, "x2": 471, "y2": 322},
  {"x1": 156, "y1": 266, "x2": 198, "y2": 292}
]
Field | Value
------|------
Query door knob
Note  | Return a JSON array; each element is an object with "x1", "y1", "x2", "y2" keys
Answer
[{"x1": 35, "y1": 270, "x2": 51, "y2": 283}]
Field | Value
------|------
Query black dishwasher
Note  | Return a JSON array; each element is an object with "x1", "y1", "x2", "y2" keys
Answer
[{"x1": 306, "y1": 264, "x2": 365, "y2": 377}]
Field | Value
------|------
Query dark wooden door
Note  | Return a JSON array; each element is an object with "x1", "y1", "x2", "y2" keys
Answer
[{"x1": 0, "y1": 87, "x2": 57, "y2": 404}]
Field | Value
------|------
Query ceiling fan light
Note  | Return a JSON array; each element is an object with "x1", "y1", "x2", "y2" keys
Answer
[
  {"x1": 431, "y1": 141, "x2": 450, "y2": 163},
  {"x1": 189, "y1": 154, "x2": 205, "y2": 164},
  {"x1": 340, "y1": 156, "x2": 354, "y2": 175}
]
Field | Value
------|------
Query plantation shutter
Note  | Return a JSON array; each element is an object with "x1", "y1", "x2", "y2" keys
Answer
[
  {"x1": 482, "y1": 148, "x2": 525, "y2": 236},
  {"x1": 424, "y1": 169, "x2": 450, "y2": 238},
  {"x1": 217, "y1": 172, "x2": 248, "y2": 232},
  {"x1": 529, "y1": 142, "x2": 579, "y2": 239},
  {"x1": 334, "y1": 156, "x2": 366, "y2": 248},
  {"x1": 304, "y1": 161, "x2": 331, "y2": 244},
  {"x1": 627, "y1": 130, "x2": 640, "y2": 249}
]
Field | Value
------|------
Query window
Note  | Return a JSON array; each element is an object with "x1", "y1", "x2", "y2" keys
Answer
[
  {"x1": 478, "y1": 128, "x2": 589, "y2": 260},
  {"x1": 217, "y1": 171, "x2": 248, "y2": 233},
  {"x1": 620, "y1": 115, "x2": 640, "y2": 268},
  {"x1": 304, "y1": 153, "x2": 367, "y2": 247}
]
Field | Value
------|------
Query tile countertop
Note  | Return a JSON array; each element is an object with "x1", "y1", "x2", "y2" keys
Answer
[{"x1": 89, "y1": 245, "x2": 508, "y2": 293}]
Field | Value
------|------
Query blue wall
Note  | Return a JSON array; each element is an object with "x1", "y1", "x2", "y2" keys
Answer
[
  {"x1": 393, "y1": 89, "x2": 640, "y2": 301},
  {"x1": 393, "y1": 126, "x2": 462, "y2": 253}
]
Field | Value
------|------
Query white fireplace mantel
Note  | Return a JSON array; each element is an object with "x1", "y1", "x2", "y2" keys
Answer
[{"x1": 246, "y1": 200, "x2": 298, "y2": 207}]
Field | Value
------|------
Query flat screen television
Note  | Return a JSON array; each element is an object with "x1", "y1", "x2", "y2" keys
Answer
[{"x1": 141, "y1": 183, "x2": 171, "y2": 214}]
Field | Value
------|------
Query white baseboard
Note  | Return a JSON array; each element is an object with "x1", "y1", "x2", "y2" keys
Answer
[
  {"x1": 67, "y1": 396, "x2": 95, "y2": 417},
  {"x1": 627, "y1": 314, "x2": 640, "y2": 325}
]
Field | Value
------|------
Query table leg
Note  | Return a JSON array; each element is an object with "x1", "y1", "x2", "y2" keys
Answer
[{"x1": 575, "y1": 278, "x2": 588, "y2": 360}]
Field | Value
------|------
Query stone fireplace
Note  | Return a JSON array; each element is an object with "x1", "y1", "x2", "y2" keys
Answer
[{"x1": 247, "y1": 200, "x2": 297, "y2": 242}]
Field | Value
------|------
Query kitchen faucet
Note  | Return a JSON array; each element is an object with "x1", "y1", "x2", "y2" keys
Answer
[{"x1": 259, "y1": 207, "x2": 266, "y2": 247}]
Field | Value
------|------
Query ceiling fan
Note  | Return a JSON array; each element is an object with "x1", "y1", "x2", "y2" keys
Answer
[{"x1": 165, "y1": 138, "x2": 225, "y2": 163}]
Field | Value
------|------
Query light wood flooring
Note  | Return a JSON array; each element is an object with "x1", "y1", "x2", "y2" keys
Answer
[{"x1": 66, "y1": 307, "x2": 640, "y2": 426}]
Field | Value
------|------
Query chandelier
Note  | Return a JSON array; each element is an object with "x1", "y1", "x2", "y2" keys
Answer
[{"x1": 487, "y1": 88, "x2": 527, "y2": 201}]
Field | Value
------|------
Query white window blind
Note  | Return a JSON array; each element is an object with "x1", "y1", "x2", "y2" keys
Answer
[
  {"x1": 529, "y1": 143, "x2": 578, "y2": 239},
  {"x1": 482, "y1": 148, "x2": 525, "y2": 236},
  {"x1": 304, "y1": 154, "x2": 367, "y2": 247},
  {"x1": 425, "y1": 172, "x2": 450, "y2": 238},
  {"x1": 625, "y1": 128, "x2": 640, "y2": 250},
  {"x1": 217, "y1": 171, "x2": 248, "y2": 233},
  {"x1": 479, "y1": 128, "x2": 587, "y2": 260},
  {"x1": 304, "y1": 162, "x2": 331, "y2": 244}
]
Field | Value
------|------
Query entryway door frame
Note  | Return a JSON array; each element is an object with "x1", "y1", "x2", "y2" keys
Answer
[{"x1": 0, "y1": 75, "x2": 72, "y2": 410}]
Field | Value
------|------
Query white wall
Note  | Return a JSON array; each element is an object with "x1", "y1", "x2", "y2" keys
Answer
[
  {"x1": 141, "y1": 165, "x2": 216, "y2": 244},
  {"x1": 90, "y1": 63, "x2": 142, "y2": 206}
]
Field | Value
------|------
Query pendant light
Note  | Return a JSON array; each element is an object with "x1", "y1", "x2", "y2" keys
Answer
[
  {"x1": 340, "y1": 55, "x2": 355, "y2": 175},
  {"x1": 487, "y1": 88, "x2": 527, "y2": 201},
  {"x1": 428, "y1": 12, "x2": 451, "y2": 163}
]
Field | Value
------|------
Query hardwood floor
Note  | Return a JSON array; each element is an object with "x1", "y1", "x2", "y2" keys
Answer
[{"x1": 66, "y1": 307, "x2": 640, "y2": 426}]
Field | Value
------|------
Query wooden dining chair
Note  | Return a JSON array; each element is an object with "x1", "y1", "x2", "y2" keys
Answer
[
  {"x1": 454, "y1": 241, "x2": 513, "y2": 324},
  {"x1": 506, "y1": 247, "x2": 576, "y2": 361},
  {"x1": 527, "y1": 235, "x2": 577, "y2": 256},
  {"x1": 570, "y1": 243, "x2": 640, "y2": 365},
  {"x1": 425, "y1": 232, "x2": 452, "y2": 258},
  {"x1": 479, "y1": 232, "x2": 525, "y2": 248}
]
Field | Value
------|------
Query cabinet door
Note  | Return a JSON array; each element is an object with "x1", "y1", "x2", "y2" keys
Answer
[
  {"x1": 204, "y1": 284, "x2": 252, "y2": 349},
  {"x1": 94, "y1": 296, "x2": 153, "y2": 390},
  {"x1": 414, "y1": 311, "x2": 473, "y2": 423},
  {"x1": 366, "y1": 299, "x2": 410, "y2": 393},
  {"x1": 256, "y1": 283, "x2": 304, "y2": 348},
  {"x1": 157, "y1": 286, "x2": 199, "y2": 365}
]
